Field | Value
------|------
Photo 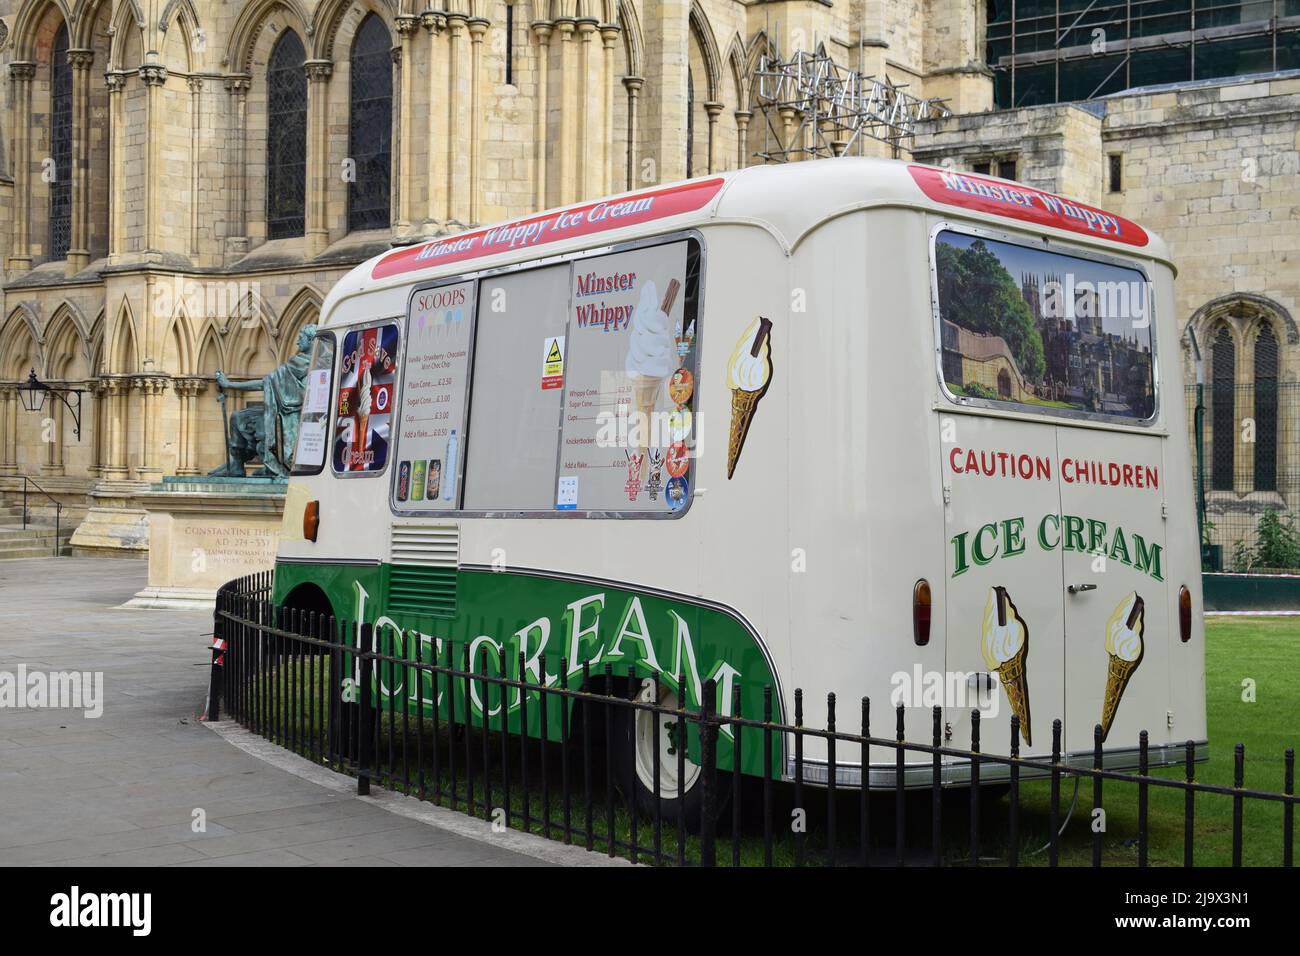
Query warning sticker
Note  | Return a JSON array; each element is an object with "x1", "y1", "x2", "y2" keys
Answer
[{"x1": 542, "y1": 336, "x2": 565, "y2": 390}]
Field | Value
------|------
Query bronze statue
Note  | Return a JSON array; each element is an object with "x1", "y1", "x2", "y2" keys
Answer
[{"x1": 210, "y1": 325, "x2": 318, "y2": 478}]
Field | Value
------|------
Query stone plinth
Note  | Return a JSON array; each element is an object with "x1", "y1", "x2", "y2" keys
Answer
[{"x1": 123, "y1": 476, "x2": 286, "y2": 610}]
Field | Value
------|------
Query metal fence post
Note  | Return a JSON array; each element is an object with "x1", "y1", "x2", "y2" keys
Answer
[
  {"x1": 358, "y1": 622, "x2": 374, "y2": 796},
  {"x1": 208, "y1": 590, "x2": 223, "y2": 722},
  {"x1": 699, "y1": 678, "x2": 718, "y2": 867}
]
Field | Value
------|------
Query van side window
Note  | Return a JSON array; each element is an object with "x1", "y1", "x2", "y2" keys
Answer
[
  {"x1": 332, "y1": 322, "x2": 400, "y2": 474},
  {"x1": 290, "y1": 331, "x2": 336, "y2": 475},
  {"x1": 934, "y1": 229, "x2": 1155, "y2": 422}
]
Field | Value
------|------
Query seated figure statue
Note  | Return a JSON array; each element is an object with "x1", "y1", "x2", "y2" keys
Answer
[{"x1": 209, "y1": 325, "x2": 318, "y2": 478}]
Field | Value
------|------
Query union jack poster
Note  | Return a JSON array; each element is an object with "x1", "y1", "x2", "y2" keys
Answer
[{"x1": 333, "y1": 323, "x2": 399, "y2": 473}]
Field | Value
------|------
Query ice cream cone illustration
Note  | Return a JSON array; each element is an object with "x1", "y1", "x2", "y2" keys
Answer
[
  {"x1": 625, "y1": 279, "x2": 680, "y2": 478},
  {"x1": 726, "y1": 317, "x2": 773, "y2": 479},
  {"x1": 1100, "y1": 592, "x2": 1145, "y2": 742},
  {"x1": 981, "y1": 586, "x2": 1031, "y2": 745}
]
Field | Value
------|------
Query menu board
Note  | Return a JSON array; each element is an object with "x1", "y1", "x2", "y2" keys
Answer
[
  {"x1": 392, "y1": 281, "x2": 477, "y2": 509},
  {"x1": 332, "y1": 324, "x2": 398, "y2": 473},
  {"x1": 556, "y1": 242, "x2": 695, "y2": 512}
]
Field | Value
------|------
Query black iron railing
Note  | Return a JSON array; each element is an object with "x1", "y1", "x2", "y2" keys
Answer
[
  {"x1": 212, "y1": 572, "x2": 1296, "y2": 867},
  {"x1": 20, "y1": 477, "x2": 64, "y2": 557}
]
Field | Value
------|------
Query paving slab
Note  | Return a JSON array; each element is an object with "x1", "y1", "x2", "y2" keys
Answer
[{"x1": 0, "y1": 557, "x2": 616, "y2": 867}]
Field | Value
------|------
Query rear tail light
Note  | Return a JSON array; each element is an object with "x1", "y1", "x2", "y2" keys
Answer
[
  {"x1": 304, "y1": 500, "x2": 320, "y2": 542},
  {"x1": 913, "y1": 579, "x2": 932, "y2": 646},
  {"x1": 1178, "y1": 585, "x2": 1192, "y2": 643}
]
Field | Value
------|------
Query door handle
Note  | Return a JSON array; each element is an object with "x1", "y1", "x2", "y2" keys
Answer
[{"x1": 1067, "y1": 583, "x2": 1098, "y2": 594}]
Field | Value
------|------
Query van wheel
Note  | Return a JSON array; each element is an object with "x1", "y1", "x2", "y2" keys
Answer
[{"x1": 615, "y1": 679, "x2": 716, "y2": 830}]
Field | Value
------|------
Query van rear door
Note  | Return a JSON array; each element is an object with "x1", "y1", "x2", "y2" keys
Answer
[
  {"x1": 1057, "y1": 427, "x2": 1169, "y2": 754},
  {"x1": 941, "y1": 418, "x2": 1065, "y2": 759}
]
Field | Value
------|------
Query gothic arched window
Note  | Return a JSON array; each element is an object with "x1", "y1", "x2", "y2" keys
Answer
[
  {"x1": 1211, "y1": 325, "x2": 1236, "y2": 492},
  {"x1": 347, "y1": 14, "x2": 393, "y2": 232},
  {"x1": 266, "y1": 30, "x2": 307, "y2": 240},
  {"x1": 49, "y1": 22, "x2": 72, "y2": 260},
  {"x1": 1253, "y1": 324, "x2": 1279, "y2": 492}
]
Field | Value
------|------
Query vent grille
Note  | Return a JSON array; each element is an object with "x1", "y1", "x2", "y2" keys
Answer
[{"x1": 389, "y1": 523, "x2": 459, "y2": 616}]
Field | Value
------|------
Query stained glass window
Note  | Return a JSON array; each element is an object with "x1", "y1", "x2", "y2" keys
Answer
[
  {"x1": 348, "y1": 14, "x2": 393, "y2": 232},
  {"x1": 49, "y1": 23, "x2": 72, "y2": 260},
  {"x1": 266, "y1": 30, "x2": 307, "y2": 240}
]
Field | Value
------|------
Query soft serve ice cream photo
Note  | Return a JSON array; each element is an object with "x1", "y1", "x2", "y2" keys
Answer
[
  {"x1": 981, "y1": 585, "x2": 1032, "y2": 745},
  {"x1": 625, "y1": 279, "x2": 680, "y2": 475}
]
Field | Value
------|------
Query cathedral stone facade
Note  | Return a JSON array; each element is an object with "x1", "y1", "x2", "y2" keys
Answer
[{"x1": 0, "y1": 0, "x2": 1295, "y2": 559}]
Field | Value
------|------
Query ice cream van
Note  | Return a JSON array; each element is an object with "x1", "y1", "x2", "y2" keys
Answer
[{"x1": 271, "y1": 157, "x2": 1205, "y2": 816}]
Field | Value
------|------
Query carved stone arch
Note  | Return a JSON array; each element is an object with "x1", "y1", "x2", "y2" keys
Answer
[
  {"x1": 158, "y1": 0, "x2": 201, "y2": 37},
  {"x1": 227, "y1": 298, "x2": 280, "y2": 374},
  {"x1": 162, "y1": 305, "x2": 198, "y2": 375},
  {"x1": 1188, "y1": 293, "x2": 1299, "y2": 353},
  {"x1": 43, "y1": 302, "x2": 92, "y2": 379},
  {"x1": 744, "y1": 29, "x2": 777, "y2": 76},
  {"x1": 10, "y1": 0, "x2": 72, "y2": 60},
  {"x1": 194, "y1": 317, "x2": 227, "y2": 375},
  {"x1": 725, "y1": 32, "x2": 747, "y2": 106},
  {"x1": 687, "y1": 1, "x2": 721, "y2": 101},
  {"x1": 312, "y1": 0, "x2": 398, "y2": 62},
  {"x1": 616, "y1": 0, "x2": 641, "y2": 76},
  {"x1": 0, "y1": 310, "x2": 43, "y2": 385},
  {"x1": 1, "y1": 304, "x2": 44, "y2": 380},
  {"x1": 70, "y1": 0, "x2": 112, "y2": 47},
  {"x1": 532, "y1": 0, "x2": 560, "y2": 22},
  {"x1": 277, "y1": 287, "x2": 324, "y2": 362},
  {"x1": 227, "y1": 0, "x2": 314, "y2": 75},
  {"x1": 108, "y1": 0, "x2": 147, "y2": 68},
  {"x1": 107, "y1": 297, "x2": 141, "y2": 374}
]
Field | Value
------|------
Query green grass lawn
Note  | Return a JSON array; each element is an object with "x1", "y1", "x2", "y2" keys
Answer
[
  {"x1": 241, "y1": 615, "x2": 1298, "y2": 866},
  {"x1": 977, "y1": 615, "x2": 1298, "y2": 866}
]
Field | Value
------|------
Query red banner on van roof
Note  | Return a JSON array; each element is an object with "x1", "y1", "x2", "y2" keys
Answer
[
  {"x1": 908, "y1": 165, "x2": 1148, "y2": 247},
  {"x1": 372, "y1": 178, "x2": 726, "y2": 280}
]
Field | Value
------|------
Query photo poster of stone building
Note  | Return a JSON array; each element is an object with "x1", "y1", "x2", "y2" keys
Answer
[{"x1": 936, "y1": 230, "x2": 1154, "y2": 420}]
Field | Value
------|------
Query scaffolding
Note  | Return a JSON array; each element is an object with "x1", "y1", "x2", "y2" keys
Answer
[
  {"x1": 752, "y1": 49, "x2": 952, "y2": 162},
  {"x1": 987, "y1": 0, "x2": 1300, "y2": 108}
]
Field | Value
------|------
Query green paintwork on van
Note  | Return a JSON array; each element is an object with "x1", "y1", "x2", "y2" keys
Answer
[{"x1": 272, "y1": 560, "x2": 783, "y2": 776}]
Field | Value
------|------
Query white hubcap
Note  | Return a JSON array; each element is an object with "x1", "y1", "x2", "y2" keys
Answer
[{"x1": 633, "y1": 680, "x2": 701, "y2": 800}]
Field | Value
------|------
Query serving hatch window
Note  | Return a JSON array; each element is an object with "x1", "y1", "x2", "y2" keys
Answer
[
  {"x1": 290, "y1": 331, "x2": 335, "y2": 475},
  {"x1": 389, "y1": 236, "x2": 701, "y2": 515},
  {"x1": 934, "y1": 229, "x2": 1155, "y2": 421}
]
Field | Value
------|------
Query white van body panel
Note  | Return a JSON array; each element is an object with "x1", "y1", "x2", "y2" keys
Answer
[{"x1": 278, "y1": 158, "x2": 1204, "y2": 786}]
